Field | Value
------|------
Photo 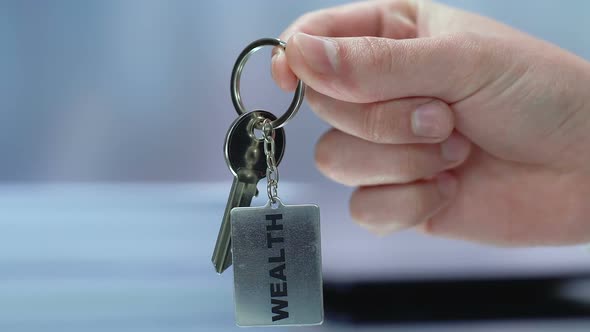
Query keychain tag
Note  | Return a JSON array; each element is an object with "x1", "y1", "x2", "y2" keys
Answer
[{"x1": 231, "y1": 199, "x2": 323, "y2": 327}]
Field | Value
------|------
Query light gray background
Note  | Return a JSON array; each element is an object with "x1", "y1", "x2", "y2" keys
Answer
[
  {"x1": 2, "y1": 1, "x2": 590, "y2": 331},
  {"x1": 1, "y1": 0, "x2": 590, "y2": 181}
]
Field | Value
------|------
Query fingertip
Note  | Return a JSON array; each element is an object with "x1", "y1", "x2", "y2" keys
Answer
[
  {"x1": 349, "y1": 186, "x2": 406, "y2": 235},
  {"x1": 440, "y1": 132, "x2": 471, "y2": 163},
  {"x1": 420, "y1": 172, "x2": 458, "y2": 235},
  {"x1": 271, "y1": 48, "x2": 298, "y2": 91},
  {"x1": 411, "y1": 100, "x2": 455, "y2": 141},
  {"x1": 435, "y1": 172, "x2": 458, "y2": 199},
  {"x1": 314, "y1": 129, "x2": 341, "y2": 182},
  {"x1": 284, "y1": 32, "x2": 342, "y2": 97},
  {"x1": 349, "y1": 173, "x2": 459, "y2": 236},
  {"x1": 349, "y1": 186, "x2": 369, "y2": 224}
]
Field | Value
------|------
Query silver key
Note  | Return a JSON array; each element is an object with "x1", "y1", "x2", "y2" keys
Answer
[{"x1": 212, "y1": 110, "x2": 285, "y2": 274}]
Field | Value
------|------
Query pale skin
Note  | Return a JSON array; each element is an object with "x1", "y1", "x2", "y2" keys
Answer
[{"x1": 270, "y1": 0, "x2": 590, "y2": 246}]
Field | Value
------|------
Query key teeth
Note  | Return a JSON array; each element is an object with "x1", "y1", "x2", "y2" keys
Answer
[
  {"x1": 212, "y1": 258, "x2": 226, "y2": 274},
  {"x1": 214, "y1": 264, "x2": 230, "y2": 275},
  {"x1": 212, "y1": 252, "x2": 233, "y2": 274},
  {"x1": 220, "y1": 255, "x2": 232, "y2": 274}
]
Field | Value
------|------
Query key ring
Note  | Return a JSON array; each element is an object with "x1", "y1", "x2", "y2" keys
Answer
[{"x1": 230, "y1": 38, "x2": 305, "y2": 129}]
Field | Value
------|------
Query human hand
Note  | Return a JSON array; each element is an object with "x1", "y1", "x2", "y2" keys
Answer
[{"x1": 271, "y1": 0, "x2": 590, "y2": 246}]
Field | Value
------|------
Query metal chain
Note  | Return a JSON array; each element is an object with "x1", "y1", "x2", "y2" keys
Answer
[{"x1": 261, "y1": 118, "x2": 279, "y2": 203}]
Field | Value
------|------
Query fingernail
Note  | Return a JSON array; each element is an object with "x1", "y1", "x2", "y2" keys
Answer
[
  {"x1": 293, "y1": 32, "x2": 338, "y2": 74},
  {"x1": 412, "y1": 102, "x2": 448, "y2": 138},
  {"x1": 440, "y1": 134, "x2": 470, "y2": 162},
  {"x1": 271, "y1": 45, "x2": 283, "y2": 58},
  {"x1": 270, "y1": 49, "x2": 285, "y2": 88},
  {"x1": 436, "y1": 173, "x2": 457, "y2": 198},
  {"x1": 357, "y1": 222, "x2": 381, "y2": 233},
  {"x1": 358, "y1": 222, "x2": 396, "y2": 237},
  {"x1": 271, "y1": 47, "x2": 283, "y2": 65}
]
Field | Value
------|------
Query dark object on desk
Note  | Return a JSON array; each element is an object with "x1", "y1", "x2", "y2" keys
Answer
[{"x1": 324, "y1": 274, "x2": 590, "y2": 323}]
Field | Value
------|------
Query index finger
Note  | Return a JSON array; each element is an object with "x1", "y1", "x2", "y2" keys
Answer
[
  {"x1": 280, "y1": 0, "x2": 417, "y2": 42},
  {"x1": 272, "y1": 0, "x2": 418, "y2": 91}
]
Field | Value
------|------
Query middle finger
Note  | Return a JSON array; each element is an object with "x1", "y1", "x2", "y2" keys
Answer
[{"x1": 315, "y1": 129, "x2": 471, "y2": 187}]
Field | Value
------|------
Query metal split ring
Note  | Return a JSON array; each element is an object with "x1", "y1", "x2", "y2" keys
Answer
[{"x1": 230, "y1": 38, "x2": 305, "y2": 129}]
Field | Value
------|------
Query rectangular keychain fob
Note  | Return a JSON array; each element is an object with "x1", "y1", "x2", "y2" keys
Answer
[{"x1": 231, "y1": 200, "x2": 323, "y2": 327}]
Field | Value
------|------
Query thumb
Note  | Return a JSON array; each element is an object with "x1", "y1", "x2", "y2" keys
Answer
[{"x1": 285, "y1": 32, "x2": 504, "y2": 104}]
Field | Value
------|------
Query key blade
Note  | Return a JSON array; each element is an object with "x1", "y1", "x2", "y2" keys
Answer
[
  {"x1": 212, "y1": 110, "x2": 285, "y2": 274},
  {"x1": 212, "y1": 174, "x2": 258, "y2": 274}
]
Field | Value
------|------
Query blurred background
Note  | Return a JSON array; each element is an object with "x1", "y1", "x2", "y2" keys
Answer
[{"x1": 2, "y1": 0, "x2": 590, "y2": 331}]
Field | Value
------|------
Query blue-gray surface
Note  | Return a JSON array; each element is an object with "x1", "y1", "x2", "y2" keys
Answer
[
  {"x1": 0, "y1": 184, "x2": 232, "y2": 331},
  {"x1": 2, "y1": 184, "x2": 590, "y2": 331}
]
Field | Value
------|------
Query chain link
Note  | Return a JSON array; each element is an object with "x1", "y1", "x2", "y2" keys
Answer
[{"x1": 261, "y1": 118, "x2": 279, "y2": 203}]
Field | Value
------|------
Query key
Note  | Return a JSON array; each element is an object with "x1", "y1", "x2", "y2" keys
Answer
[
  {"x1": 212, "y1": 110, "x2": 286, "y2": 274},
  {"x1": 230, "y1": 120, "x2": 323, "y2": 326}
]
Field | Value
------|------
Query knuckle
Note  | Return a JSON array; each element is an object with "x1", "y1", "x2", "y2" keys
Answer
[
  {"x1": 357, "y1": 37, "x2": 382, "y2": 68},
  {"x1": 338, "y1": 37, "x2": 393, "y2": 101},
  {"x1": 399, "y1": 146, "x2": 418, "y2": 180},
  {"x1": 441, "y1": 31, "x2": 483, "y2": 52},
  {"x1": 452, "y1": 32, "x2": 489, "y2": 69},
  {"x1": 355, "y1": 37, "x2": 394, "y2": 100},
  {"x1": 294, "y1": 9, "x2": 335, "y2": 34},
  {"x1": 362, "y1": 103, "x2": 385, "y2": 143},
  {"x1": 439, "y1": 32, "x2": 498, "y2": 91},
  {"x1": 361, "y1": 102, "x2": 400, "y2": 143},
  {"x1": 296, "y1": 12, "x2": 316, "y2": 28}
]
